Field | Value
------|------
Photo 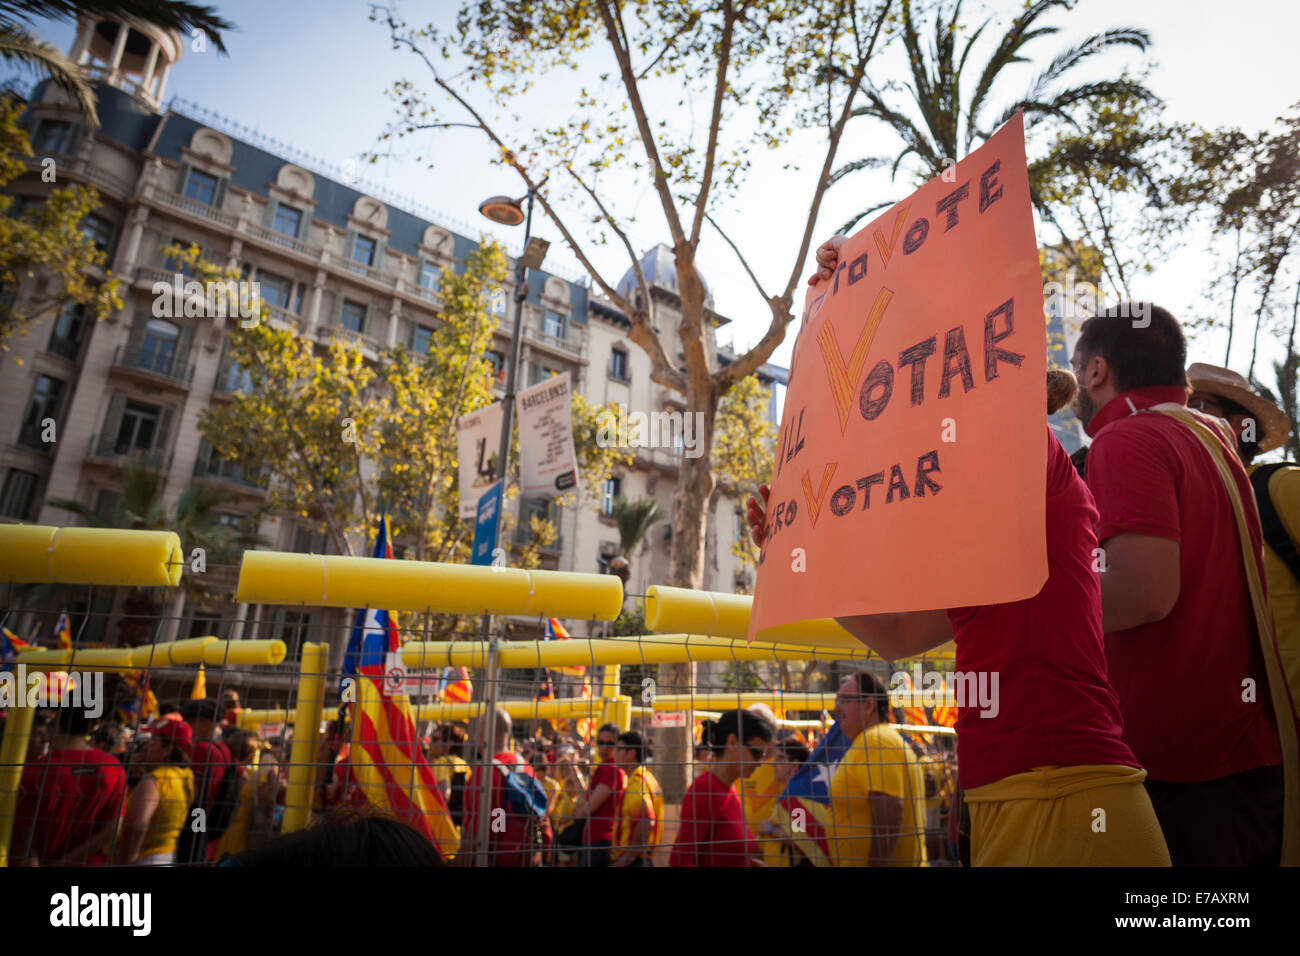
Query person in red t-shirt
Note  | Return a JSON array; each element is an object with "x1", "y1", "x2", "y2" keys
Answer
[
  {"x1": 572, "y1": 722, "x2": 625, "y2": 867},
  {"x1": 461, "y1": 707, "x2": 551, "y2": 866},
  {"x1": 10, "y1": 706, "x2": 128, "y2": 866},
  {"x1": 743, "y1": 235, "x2": 1172, "y2": 867},
  {"x1": 670, "y1": 708, "x2": 773, "y2": 867},
  {"x1": 1071, "y1": 304, "x2": 1291, "y2": 866}
]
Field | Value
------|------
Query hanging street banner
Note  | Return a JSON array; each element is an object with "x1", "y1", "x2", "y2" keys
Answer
[
  {"x1": 471, "y1": 480, "x2": 503, "y2": 567},
  {"x1": 457, "y1": 402, "x2": 503, "y2": 519},
  {"x1": 516, "y1": 371, "x2": 579, "y2": 499},
  {"x1": 750, "y1": 114, "x2": 1047, "y2": 640}
]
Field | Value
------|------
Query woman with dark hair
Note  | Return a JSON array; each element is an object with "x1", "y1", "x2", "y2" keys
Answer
[
  {"x1": 114, "y1": 720, "x2": 196, "y2": 865},
  {"x1": 230, "y1": 809, "x2": 445, "y2": 866},
  {"x1": 669, "y1": 708, "x2": 774, "y2": 867}
]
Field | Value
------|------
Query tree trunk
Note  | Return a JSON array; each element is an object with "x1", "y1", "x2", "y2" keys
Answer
[{"x1": 654, "y1": 380, "x2": 718, "y2": 803}]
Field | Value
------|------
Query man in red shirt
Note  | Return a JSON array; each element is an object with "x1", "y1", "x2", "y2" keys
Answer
[
  {"x1": 10, "y1": 705, "x2": 127, "y2": 866},
  {"x1": 1071, "y1": 304, "x2": 1292, "y2": 866},
  {"x1": 573, "y1": 722, "x2": 625, "y2": 867},
  {"x1": 181, "y1": 697, "x2": 236, "y2": 863},
  {"x1": 461, "y1": 707, "x2": 550, "y2": 866},
  {"x1": 744, "y1": 235, "x2": 1171, "y2": 866}
]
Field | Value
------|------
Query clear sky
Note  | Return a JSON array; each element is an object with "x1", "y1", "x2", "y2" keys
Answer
[{"x1": 13, "y1": 0, "x2": 1299, "y2": 383}]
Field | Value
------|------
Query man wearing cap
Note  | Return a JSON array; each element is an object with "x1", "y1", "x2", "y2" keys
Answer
[
  {"x1": 181, "y1": 697, "x2": 236, "y2": 862},
  {"x1": 1188, "y1": 363, "x2": 1300, "y2": 706},
  {"x1": 1072, "y1": 308, "x2": 1295, "y2": 866}
]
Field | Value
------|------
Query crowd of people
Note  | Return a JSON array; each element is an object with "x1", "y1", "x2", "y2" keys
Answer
[{"x1": 7, "y1": 238, "x2": 1298, "y2": 868}]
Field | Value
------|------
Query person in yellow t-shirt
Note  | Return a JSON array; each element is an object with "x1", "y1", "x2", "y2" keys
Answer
[
  {"x1": 828, "y1": 672, "x2": 927, "y2": 867},
  {"x1": 610, "y1": 731, "x2": 663, "y2": 867},
  {"x1": 215, "y1": 730, "x2": 280, "y2": 858},
  {"x1": 116, "y1": 720, "x2": 196, "y2": 865},
  {"x1": 428, "y1": 723, "x2": 470, "y2": 829},
  {"x1": 1188, "y1": 364, "x2": 1300, "y2": 706}
]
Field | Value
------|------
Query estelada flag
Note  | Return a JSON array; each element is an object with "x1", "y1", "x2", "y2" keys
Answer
[
  {"x1": 750, "y1": 114, "x2": 1046, "y2": 639},
  {"x1": 438, "y1": 666, "x2": 473, "y2": 703},
  {"x1": 346, "y1": 514, "x2": 459, "y2": 857},
  {"x1": 773, "y1": 719, "x2": 852, "y2": 867},
  {"x1": 190, "y1": 664, "x2": 207, "y2": 700},
  {"x1": 55, "y1": 612, "x2": 72, "y2": 650}
]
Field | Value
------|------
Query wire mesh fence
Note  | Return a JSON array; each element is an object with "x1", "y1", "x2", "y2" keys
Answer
[{"x1": 1, "y1": 575, "x2": 961, "y2": 867}]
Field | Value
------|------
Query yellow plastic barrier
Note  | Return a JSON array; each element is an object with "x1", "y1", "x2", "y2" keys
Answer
[
  {"x1": 645, "y1": 585, "x2": 959, "y2": 656},
  {"x1": 649, "y1": 692, "x2": 835, "y2": 711},
  {"x1": 235, "y1": 551, "x2": 624, "y2": 620},
  {"x1": 0, "y1": 525, "x2": 182, "y2": 587},
  {"x1": 282, "y1": 643, "x2": 327, "y2": 834},
  {"x1": 400, "y1": 633, "x2": 908, "y2": 671},
  {"x1": 15, "y1": 639, "x2": 286, "y2": 672}
]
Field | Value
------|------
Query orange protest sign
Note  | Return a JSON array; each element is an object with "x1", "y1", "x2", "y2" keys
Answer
[{"x1": 750, "y1": 115, "x2": 1046, "y2": 641}]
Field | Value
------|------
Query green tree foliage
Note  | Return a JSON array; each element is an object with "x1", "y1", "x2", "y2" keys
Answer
[
  {"x1": 711, "y1": 372, "x2": 776, "y2": 584},
  {"x1": 191, "y1": 240, "x2": 629, "y2": 571},
  {"x1": 834, "y1": 0, "x2": 1156, "y2": 232},
  {"x1": 370, "y1": 0, "x2": 895, "y2": 599},
  {"x1": 0, "y1": 95, "x2": 120, "y2": 357}
]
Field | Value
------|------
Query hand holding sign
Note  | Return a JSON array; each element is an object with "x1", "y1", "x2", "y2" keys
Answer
[{"x1": 749, "y1": 114, "x2": 1047, "y2": 641}]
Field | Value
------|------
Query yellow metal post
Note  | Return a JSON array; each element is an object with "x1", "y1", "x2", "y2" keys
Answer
[
  {"x1": 0, "y1": 703, "x2": 37, "y2": 867},
  {"x1": 282, "y1": 642, "x2": 326, "y2": 834}
]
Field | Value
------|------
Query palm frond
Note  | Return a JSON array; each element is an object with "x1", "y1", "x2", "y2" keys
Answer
[
  {"x1": 838, "y1": 199, "x2": 899, "y2": 235},
  {"x1": 611, "y1": 496, "x2": 663, "y2": 556},
  {"x1": 966, "y1": 0, "x2": 1072, "y2": 138},
  {"x1": 1027, "y1": 28, "x2": 1152, "y2": 99},
  {"x1": 0, "y1": 1, "x2": 233, "y2": 55},
  {"x1": 0, "y1": 24, "x2": 97, "y2": 127},
  {"x1": 828, "y1": 155, "x2": 890, "y2": 188}
]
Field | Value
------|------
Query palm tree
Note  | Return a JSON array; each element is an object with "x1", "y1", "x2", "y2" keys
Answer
[
  {"x1": 0, "y1": 1, "x2": 232, "y2": 130},
  {"x1": 608, "y1": 496, "x2": 663, "y2": 586},
  {"x1": 834, "y1": 0, "x2": 1154, "y2": 231},
  {"x1": 46, "y1": 459, "x2": 263, "y2": 644}
]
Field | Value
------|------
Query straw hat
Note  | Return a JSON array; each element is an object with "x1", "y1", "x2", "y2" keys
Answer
[{"x1": 1186, "y1": 363, "x2": 1291, "y2": 453}]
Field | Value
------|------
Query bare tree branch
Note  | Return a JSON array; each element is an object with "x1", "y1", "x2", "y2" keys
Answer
[
  {"x1": 595, "y1": 0, "x2": 688, "y2": 247},
  {"x1": 688, "y1": 0, "x2": 736, "y2": 248},
  {"x1": 714, "y1": 0, "x2": 893, "y2": 393},
  {"x1": 706, "y1": 211, "x2": 770, "y2": 302}
]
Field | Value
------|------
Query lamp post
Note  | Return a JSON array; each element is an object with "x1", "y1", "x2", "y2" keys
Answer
[{"x1": 472, "y1": 186, "x2": 549, "y2": 865}]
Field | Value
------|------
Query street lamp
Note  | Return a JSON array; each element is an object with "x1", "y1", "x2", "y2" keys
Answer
[{"x1": 473, "y1": 184, "x2": 549, "y2": 865}]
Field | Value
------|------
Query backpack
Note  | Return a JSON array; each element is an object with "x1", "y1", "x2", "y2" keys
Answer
[
  {"x1": 1250, "y1": 463, "x2": 1300, "y2": 583},
  {"x1": 490, "y1": 759, "x2": 553, "y2": 865}
]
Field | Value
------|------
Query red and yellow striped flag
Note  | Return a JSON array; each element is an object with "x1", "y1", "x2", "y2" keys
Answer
[
  {"x1": 931, "y1": 677, "x2": 958, "y2": 728},
  {"x1": 352, "y1": 670, "x2": 460, "y2": 858}
]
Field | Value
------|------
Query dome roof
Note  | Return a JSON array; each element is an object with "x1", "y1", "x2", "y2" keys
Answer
[{"x1": 616, "y1": 243, "x2": 714, "y2": 311}]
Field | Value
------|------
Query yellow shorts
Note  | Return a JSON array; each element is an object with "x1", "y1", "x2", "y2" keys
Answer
[{"x1": 965, "y1": 764, "x2": 1171, "y2": 867}]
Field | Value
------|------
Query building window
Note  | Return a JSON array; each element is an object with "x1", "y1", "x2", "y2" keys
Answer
[
  {"x1": 339, "y1": 299, "x2": 367, "y2": 334},
  {"x1": 601, "y1": 477, "x2": 621, "y2": 517},
  {"x1": 486, "y1": 349, "x2": 506, "y2": 380},
  {"x1": 114, "y1": 399, "x2": 161, "y2": 455},
  {"x1": 410, "y1": 324, "x2": 434, "y2": 355},
  {"x1": 543, "y1": 309, "x2": 566, "y2": 339},
  {"x1": 258, "y1": 270, "x2": 294, "y2": 311},
  {"x1": 597, "y1": 552, "x2": 612, "y2": 575},
  {"x1": 733, "y1": 510, "x2": 746, "y2": 544},
  {"x1": 81, "y1": 214, "x2": 114, "y2": 254},
  {"x1": 292, "y1": 525, "x2": 328, "y2": 554},
  {"x1": 271, "y1": 608, "x2": 315, "y2": 644},
  {"x1": 531, "y1": 362, "x2": 557, "y2": 386},
  {"x1": 183, "y1": 168, "x2": 220, "y2": 206},
  {"x1": 609, "y1": 348, "x2": 629, "y2": 382},
  {"x1": 48, "y1": 302, "x2": 87, "y2": 359},
  {"x1": 19, "y1": 374, "x2": 64, "y2": 449},
  {"x1": 420, "y1": 261, "x2": 440, "y2": 291},
  {"x1": 272, "y1": 203, "x2": 302, "y2": 237},
  {"x1": 33, "y1": 120, "x2": 74, "y2": 154},
  {"x1": 0, "y1": 469, "x2": 39, "y2": 520},
  {"x1": 352, "y1": 234, "x2": 377, "y2": 267},
  {"x1": 136, "y1": 318, "x2": 179, "y2": 374}
]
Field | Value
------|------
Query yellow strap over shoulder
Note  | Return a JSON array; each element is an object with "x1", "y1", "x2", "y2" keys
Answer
[{"x1": 1152, "y1": 404, "x2": 1300, "y2": 866}]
